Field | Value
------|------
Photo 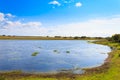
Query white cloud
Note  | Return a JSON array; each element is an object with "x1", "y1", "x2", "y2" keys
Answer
[
  {"x1": 0, "y1": 13, "x2": 5, "y2": 21},
  {"x1": 75, "y1": 2, "x2": 82, "y2": 7},
  {"x1": 0, "y1": 12, "x2": 120, "y2": 37},
  {"x1": 3, "y1": 21, "x2": 42, "y2": 29},
  {"x1": 6, "y1": 13, "x2": 15, "y2": 18},
  {"x1": 0, "y1": 12, "x2": 45, "y2": 36},
  {"x1": 63, "y1": 0, "x2": 74, "y2": 3},
  {"x1": 49, "y1": 0, "x2": 61, "y2": 6},
  {"x1": 45, "y1": 17, "x2": 120, "y2": 37},
  {"x1": 0, "y1": 13, "x2": 15, "y2": 22}
]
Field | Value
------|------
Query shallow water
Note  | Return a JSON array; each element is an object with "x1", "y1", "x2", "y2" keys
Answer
[{"x1": 0, "y1": 40, "x2": 111, "y2": 74}]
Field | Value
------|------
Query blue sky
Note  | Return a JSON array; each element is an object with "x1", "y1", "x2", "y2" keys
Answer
[{"x1": 0, "y1": 0, "x2": 120, "y2": 37}]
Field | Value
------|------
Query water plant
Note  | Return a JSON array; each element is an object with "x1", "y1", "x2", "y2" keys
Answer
[
  {"x1": 31, "y1": 52, "x2": 39, "y2": 56},
  {"x1": 53, "y1": 50, "x2": 58, "y2": 52},
  {"x1": 66, "y1": 51, "x2": 70, "y2": 53},
  {"x1": 38, "y1": 47, "x2": 42, "y2": 49},
  {"x1": 53, "y1": 49, "x2": 60, "y2": 54}
]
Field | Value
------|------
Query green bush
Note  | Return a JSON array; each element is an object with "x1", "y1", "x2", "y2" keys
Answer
[{"x1": 111, "y1": 34, "x2": 120, "y2": 43}]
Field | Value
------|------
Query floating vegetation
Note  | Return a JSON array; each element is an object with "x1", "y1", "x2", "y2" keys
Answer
[
  {"x1": 53, "y1": 50, "x2": 58, "y2": 52},
  {"x1": 53, "y1": 50, "x2": 60, "y2": 54},
  {"x1": 66, "y1": 51, "x2": 70, "y2": 53},
  {"x1": 31, "y1": 52, "x2": 39, "y2": 56},
  {"x1": 38, "y1": 47, "x2": 42, "y2": 49}
]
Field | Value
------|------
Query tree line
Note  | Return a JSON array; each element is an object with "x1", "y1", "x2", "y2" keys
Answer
[{"x1": 107, "y1": 34, "x2": 120, "y2": 43}]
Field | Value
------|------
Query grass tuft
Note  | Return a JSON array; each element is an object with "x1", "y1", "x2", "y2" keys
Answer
[
  {"x1": 31, "y1": 52, "x2": 39, "y2": 56},
  {"x1": 66, "y1": 51, "x2": 70, "y2": 53}
]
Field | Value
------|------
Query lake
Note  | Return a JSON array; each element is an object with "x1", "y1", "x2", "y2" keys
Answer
[{"x1": 0, "y1": 40, "x2": 111, "y2": 74}]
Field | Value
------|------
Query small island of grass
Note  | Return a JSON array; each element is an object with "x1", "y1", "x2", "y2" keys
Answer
[
  {"x1": 66, "y1": 51, "x2": 70, "y2": 53},
  {"x1": 31, "y1": 52, "x2": 39, "y2": 56}
]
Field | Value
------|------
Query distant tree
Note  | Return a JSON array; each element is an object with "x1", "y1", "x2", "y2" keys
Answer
[
  {"x1": 74, "y1": 36, "x2": 80, "y2": 39},
  {"x1": 111, "y1": 34, "x2": 120, "y2": 43},
  {"x1": 81, "y1": 36, "x2": 87, "y2": 39},
  {"x1": 106, "y1": 37, "x2": 112, "y2": 41},
  {"x1": 94, "y1": 37, "x2": 103, "y2": 39},
  {"x1": 46, "y1": 36, "x2": 49, "y2": 38},
  {"x1": 8, "y1": 35, "x2": 11, "y2": 37},
  {"x1": 63, "y1": 37, "x2": 67, "y2": 39},
  {"x1": 2, "y1": 35, "x2": 6, "y2": 36},
  {"x1": 54, "y1": 36, "x2": 61, "y2": 38}
]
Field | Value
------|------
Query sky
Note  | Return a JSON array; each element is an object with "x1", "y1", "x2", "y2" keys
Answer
[{"x1": 0, "y1": 0, "x2": 120, "y2": 37}]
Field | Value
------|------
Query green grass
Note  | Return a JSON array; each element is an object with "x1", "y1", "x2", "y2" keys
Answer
[
  {"x1": 18, "y1": 78, "x2": 57, "y2": 80},
  {"x1": 0, "y1": 76, "x2": 5, "y2": 80},
  {"x1": 1, "y1": 39, "x2": 120, "y2": 80}
]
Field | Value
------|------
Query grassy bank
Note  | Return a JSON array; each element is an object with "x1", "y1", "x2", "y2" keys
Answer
[{"x1": 0, "y1": 39, "x2": 120, "y2": 80}]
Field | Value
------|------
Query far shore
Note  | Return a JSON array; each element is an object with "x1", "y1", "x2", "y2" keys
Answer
[{"x1": 0, "y1": 35, "x2": 103, "y2": 40}]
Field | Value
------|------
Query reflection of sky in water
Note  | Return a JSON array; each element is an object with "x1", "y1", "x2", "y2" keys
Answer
[{"x1": 0, "y1": 40, "x2": 111, "y2": 73}]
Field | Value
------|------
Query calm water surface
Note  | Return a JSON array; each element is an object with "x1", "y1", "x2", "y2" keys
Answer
[{"x1": 0, "y1": 40, "x2": 111, "y2": 74}]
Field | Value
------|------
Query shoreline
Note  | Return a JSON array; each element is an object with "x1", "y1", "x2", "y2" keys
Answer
[
  {"x1": 83, "y1": 51, "x2": 111, "y2": 74},
  {"x1": 82, "y1": 40, "x2": 112, "y2": 74},
  {"x1": 0, "y1": 39, "x2": 112, "y2": 79}
]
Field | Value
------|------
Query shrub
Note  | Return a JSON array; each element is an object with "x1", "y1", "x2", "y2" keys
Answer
[{"x1": 111, "y1": 34, "x2": 120, "y2": 43}]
